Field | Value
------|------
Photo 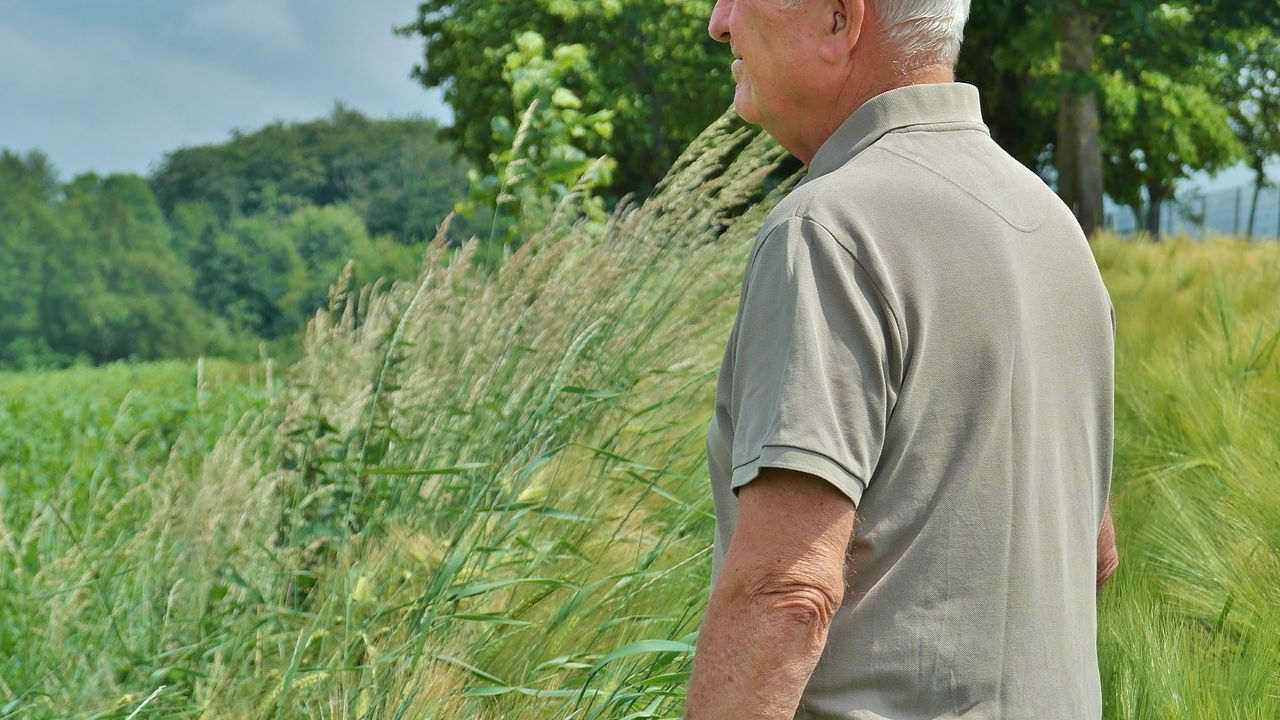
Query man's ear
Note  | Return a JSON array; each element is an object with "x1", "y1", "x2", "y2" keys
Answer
[{"x1": 819, "y1": 0, "x2": 863, "y2": 63}]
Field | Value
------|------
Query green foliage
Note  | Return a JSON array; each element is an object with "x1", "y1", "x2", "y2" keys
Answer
[
  {"x1": 1219, "y1": 30, "x2": 1280, "y2": 182},
  {"x1": 955, "y1": 1, "x2": 1060, "y2": 171},
  {"x1": 959, "y1": 1, "x2": 1279, "y2": 229},
  {"x1": 287, "y1": 205, "x2": 375, "y2": 308},
  {"x1": 0, "y1": 151, "x2": 61, "y2": 365},
  {"x1": 398, "y1": 0, "x2": 730, "y2": 197},
  {"x1": 0, "y1": 154, "x2": 206, "y2": 366},
  {"x1": 1218, "y1": 29, "x2": 1280, "y2": 238},
  {"x1": 183, "y1": 205, "x2": 427, "y2": 342},
  {"x1": 59, "y1": 174, "x2": 206, "y2": 361},
  {"x1": 456, "y1": 31, "x2": 618, "y2": 246},
  {"x1": 189, "y1": 214, "x2": 308, "y2": 340},
  {"x1": 2, "y1": 107, "x2": 465, "y2": 367},
  {"x1": 1099, "y1": 70, "x2": 1242, "y2": 227},
  {"x1": 287, "y1": 204, "x2": 426, "y2": 312},
  {"x1": 1096, "y1": 5, "x2": 1244, "y2": 231},
  {"x1": 150, "y1": 106, "x2": 472, "y2": 244}
]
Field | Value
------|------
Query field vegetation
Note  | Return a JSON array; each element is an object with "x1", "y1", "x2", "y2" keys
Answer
[{"x1": 3, "y1": 120, "x2": 1279, "y2": 719}]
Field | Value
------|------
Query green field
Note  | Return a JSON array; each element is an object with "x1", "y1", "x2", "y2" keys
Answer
[{"x1": 3, "y1": 123, "x2": 1279, "y2": 719}]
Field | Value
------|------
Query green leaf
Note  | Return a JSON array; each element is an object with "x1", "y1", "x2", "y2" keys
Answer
[
  {"x1": 588, "y1": 639, "x2": 695, "y2": 674},
  {"x1": 360, "y1": 463, "x2": 488, "y2": 477},
  {"x1": 446, "y1": 576, "x2": 575, "y2": 600}
]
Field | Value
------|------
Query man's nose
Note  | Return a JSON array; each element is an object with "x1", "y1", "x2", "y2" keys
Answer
[{"x1": 708, "y1": 0, "x2": 731, "y2": 42}]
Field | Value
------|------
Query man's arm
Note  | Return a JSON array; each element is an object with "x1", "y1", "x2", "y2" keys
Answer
[
  {"x1": 1097, "y1": 502, "x2": 1118, "y2": 590},
  {"x1": 684, "y1": 468, "x2": 856, "y2": 720}
]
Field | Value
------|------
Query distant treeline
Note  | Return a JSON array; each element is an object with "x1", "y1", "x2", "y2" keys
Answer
[{"x1": 0, "y1": 106, "x2": 473, "y2": 369}]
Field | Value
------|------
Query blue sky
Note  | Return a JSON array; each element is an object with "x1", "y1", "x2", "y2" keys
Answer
[{"x1": 0, "y1": 0, "x2": 448, "y2": 179}]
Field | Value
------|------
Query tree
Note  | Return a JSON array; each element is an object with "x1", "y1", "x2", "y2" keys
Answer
[
  {"x1": 1218, "y1": 30, "x2": 1280, "y2": 239},
  {"x1": 286, "y1": 204, "x2": 383, "y2": 312},
  {"x1": 955, "y1": 2, "x2": 1058, "y2": 173},
  {"x1": 1, "y1": 162, "x2": 207, "y2": 366},
  {"x1": 1096, "y1": 5, "x2": 1243, "y2": 235},
  {"x1": 185, "y1": 204, "x2": 419, "y2": 341},
  {"x1": 397, "y1": 0, "x2": 731, "y2": 197},
  {"x1": 1100, "y1": 70, "x2": 1241, "y2": 234},
  {"x1": 58, "y1": 174, "x2": 204, "y2": 362},
  {"x1": 0, "y1": 151, "x2": 63, "y2": 366},
  {"x1": 189, "y1": 215, "x2": 308, "y2": 340},
  {"x1": 958, "y1": 2, "x2": 1280, "y2": 236},
  {"x1": 150, "y1": 108, "x2": 471, "y2": 244},
  {"x1": 1041, "y1": 0, "x2": 1280, "y2": 234},
  {"x1": 1053, "y1": 4, "x2": 1107, "y2": 234}
]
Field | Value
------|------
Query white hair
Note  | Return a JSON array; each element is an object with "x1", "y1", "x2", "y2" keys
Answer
[{"x1": 870, "y1": 0, "x2": 971, "y2": 69}]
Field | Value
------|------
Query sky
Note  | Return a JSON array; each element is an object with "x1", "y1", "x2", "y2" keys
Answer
[{"x1": 0, "y1": 0, "x2": 449, "y2": 180}]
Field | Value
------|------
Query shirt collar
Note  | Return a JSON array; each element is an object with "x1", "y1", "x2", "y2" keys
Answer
[{"x1": 801, "y1": 82, "x2": 989, "y2": 186}]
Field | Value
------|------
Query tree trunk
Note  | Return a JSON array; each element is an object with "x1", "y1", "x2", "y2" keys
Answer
[
  {"x1": 1247, "y1": 159, "x2": 1266, "y2": 240},
  {"x1": 1055, "y1": 9, "x2": 1105, "y2": 237},
  {"x1": 1144, "y1": 180, "x2": 1167, "y2": 237}
]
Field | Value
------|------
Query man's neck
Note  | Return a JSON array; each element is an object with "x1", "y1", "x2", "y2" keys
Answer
[{"x1": 794, "y1": 63, "x2": 955, "y2": 166}]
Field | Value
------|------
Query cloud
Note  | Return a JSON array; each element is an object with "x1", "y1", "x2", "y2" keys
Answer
[
  {"x1": 0, "y1": 4, "x2": 313, "y2": 177},
  {"x1": 180, "y1": 0, "x2": 306, "y2": 56},
  {"x1": 0, "y1": 0, "x2": 447, "y2": 178},
  {"x1": 282, "y1": 0, "x2": 437, "y2": 108}
]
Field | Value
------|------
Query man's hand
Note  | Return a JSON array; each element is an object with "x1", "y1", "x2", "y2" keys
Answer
[
  {"x1": 1097, "y1": 503, "x2": 1118, "y2": 591},
  {"x1": 684, "y1": 468, "x2": 856, "y2": 720}
]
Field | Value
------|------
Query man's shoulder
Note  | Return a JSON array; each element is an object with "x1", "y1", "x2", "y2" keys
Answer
[
  {"x1": 769, "y1": 127, "x2": 1077, "y2": 249},
  {"x1": 766, "y1": 129, "x2": 956, "y2": 224},
  {"x1": 754, "y1": 192, "x2": 862, "y2": 272},
  {"x1": 756, "y1": 148, "x2": 913, "y2": 260}
]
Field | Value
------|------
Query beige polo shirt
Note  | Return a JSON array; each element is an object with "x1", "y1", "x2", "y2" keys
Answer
[{"x1": 707, "y1": 83, "x2": 1114, "y2": 719}]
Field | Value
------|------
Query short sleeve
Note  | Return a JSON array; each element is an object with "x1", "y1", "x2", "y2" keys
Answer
[{"x1": 727, "y1": 216, "x2": 897, "y2": 507}]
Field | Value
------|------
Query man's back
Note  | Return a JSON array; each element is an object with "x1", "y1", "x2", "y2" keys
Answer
[{"x1": 707, "y1": 83, "x2": 1114, "y2": 719}]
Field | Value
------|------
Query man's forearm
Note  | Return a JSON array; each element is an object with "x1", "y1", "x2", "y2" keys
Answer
[
  {"x1": 683, "y1": 584, "x2": 833, "y2": 720},
  {"x1": 684, "y1": 470, "x2": 853, "y2": 719}
]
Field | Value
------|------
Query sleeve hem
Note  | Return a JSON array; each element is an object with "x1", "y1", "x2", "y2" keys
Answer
[{"x1": 730, "y1": 445, "x2": 867, "y2": 508}]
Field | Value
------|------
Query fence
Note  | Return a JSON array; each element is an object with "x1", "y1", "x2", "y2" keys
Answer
[{"x1": 1104, "y1": 182, "x2": 1280, "y2": 240}]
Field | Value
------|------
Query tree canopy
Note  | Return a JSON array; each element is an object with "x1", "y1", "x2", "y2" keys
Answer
[
  {"x1": 0, "y1": 154, "x2": 203, "y2": 365},
  {"x1": 1044, "y1": 0, "x2": 1280, "y2": 233},
  {"x1": 398, "y1": 0, "x2": 731, "y2": 197},
  {"x1": 1220, "y1": 29, "x2": 1280, "y2": 238},
  {"x1": 407, "y1": 1, "x2": 1280, "y2": 238},
  {"x1": 2, "y1": 111, "x2": 469, "y2": 369},
  {"x1": 957, "y1": 1, "x2": 1279, "y2": 234},
  {"x1": 150, "y1": 105, "x2": 470, "y2": 243}
]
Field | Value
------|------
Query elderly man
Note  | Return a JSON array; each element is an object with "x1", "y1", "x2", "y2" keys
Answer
[{"x1": 686, "y1": 1, "x2": 1119, "y2": 719}]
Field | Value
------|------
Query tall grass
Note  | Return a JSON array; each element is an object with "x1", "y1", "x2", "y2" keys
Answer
[
  {"x1": 3, "y1": 116, "x2": 793, "y2": 720},
  {"x1": 3, "y1": 127, "x2": 1278, "y2": 718},
  {"x1": 1094, "y1": 237, "x2": 1280, "y2": 718}
]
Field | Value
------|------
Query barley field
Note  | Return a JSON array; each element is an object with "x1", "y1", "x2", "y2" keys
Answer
[{"x1": 3, "y1": 120, "x2": 1278, "y2": 719}]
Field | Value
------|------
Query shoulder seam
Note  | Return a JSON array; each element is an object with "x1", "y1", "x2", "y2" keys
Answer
[{"x1": 755, "y1": 215, "x2": 907, "y2": 390}]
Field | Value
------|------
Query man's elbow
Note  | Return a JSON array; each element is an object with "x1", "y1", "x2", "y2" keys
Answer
[
  {"x1": 744, "y1": 578, "x2": 844, "y2": 637},
  {"x1": 1097, "y1": 549, "x2": 1119, "y2": 590},
  {"x1": 1097, "y1": 505, "x2": 1119, "y2": 591}
]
